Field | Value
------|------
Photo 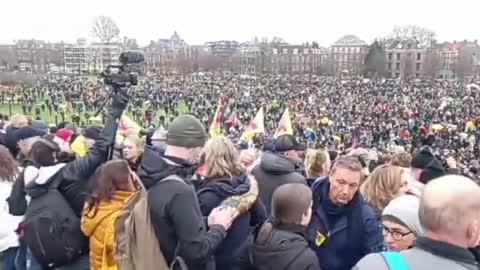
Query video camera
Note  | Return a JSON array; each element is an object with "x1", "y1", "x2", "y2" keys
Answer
[{"x1": 101, "y1": 50, "x2": 145, "y2": 89}]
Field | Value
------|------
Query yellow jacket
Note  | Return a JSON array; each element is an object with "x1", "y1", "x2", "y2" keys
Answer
[{"x1": 81, "y1": 191, "x2": 135, "y2": 270}]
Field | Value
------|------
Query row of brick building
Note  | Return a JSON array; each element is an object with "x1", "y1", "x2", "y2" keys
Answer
[{"x1": 1, "y1": 32, "x2": 479, "y2": 79}]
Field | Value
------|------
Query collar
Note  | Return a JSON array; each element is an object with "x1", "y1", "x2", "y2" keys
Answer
[
  {"x1": 416, "y1": 237, "x2": 478, "y2": 265},
  {"x1": 271, "y1": 219, "x2": 307, "y2": 238}
]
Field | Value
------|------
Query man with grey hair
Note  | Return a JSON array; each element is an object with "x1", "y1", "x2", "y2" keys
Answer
[
  {"x1": 308, "y1": 156, "x2": 383, "y2": 270},
  {"x1": 353, "y1": 175, "x2": 480, "y2": 270}
]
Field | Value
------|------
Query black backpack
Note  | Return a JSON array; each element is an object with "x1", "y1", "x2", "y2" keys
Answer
[{"x1": 24, "y1": 167, "x2": 88, "y2": 268}]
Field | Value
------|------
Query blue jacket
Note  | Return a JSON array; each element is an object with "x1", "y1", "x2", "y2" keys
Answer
[
  {"x1": 196, "y1": 175, "x2": 268, "y2": 269},
  {"x1": 307, "y1": 178, "x2": 383, "y2": 270}
]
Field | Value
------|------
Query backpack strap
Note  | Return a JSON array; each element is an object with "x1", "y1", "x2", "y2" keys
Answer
[
  {"x1": 48, "y1": 167, "x2": 67, "y2": 190},
  {"x1": 381, "y1": 251, "x2": 410, "y2": 270}
]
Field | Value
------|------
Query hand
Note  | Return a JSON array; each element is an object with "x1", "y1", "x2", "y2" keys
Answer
[
  {"x1": 447, "y1": 156, "x2": 457, "y2": 169},
  {"x1": 207, "y1": 206, "x2": 238, "y2": 231},
  {"x1": 111, "y1": 90, "x2": 129, "y2": 117}
]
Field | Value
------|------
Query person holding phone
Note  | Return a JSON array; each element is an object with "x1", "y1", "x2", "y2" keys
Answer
[{"x1": 196, "y1": 136, "x2": 267, "y2": 270}]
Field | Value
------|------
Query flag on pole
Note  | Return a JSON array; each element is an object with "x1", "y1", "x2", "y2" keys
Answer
[
  {"x1": 119, "y1": 114, "x2": 142, "y2": 133},
  {"x1": 274, "y1": 108, "x2": 293, "y2": 138},
  {"x1": 209, "y1": 98, "x2": 224, "y2": 137},
  {"x1": 241, "y1": 107, "x2": 265, "y2": 141}
]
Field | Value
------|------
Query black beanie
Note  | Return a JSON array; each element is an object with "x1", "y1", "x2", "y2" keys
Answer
[
  {"x1": 167, "y1": 115, "x2": 207, "y2": 148},
  {"x1": 411, "y1": 148, "x2": 435, "y2": 169},
  {"x1": 419, "y1": 159, "x2": 446, "y2": 184}
]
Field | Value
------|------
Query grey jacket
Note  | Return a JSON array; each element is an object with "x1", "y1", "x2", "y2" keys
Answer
[{"x1": 353, "y1": 237, "x2": 478, "y2": 270}]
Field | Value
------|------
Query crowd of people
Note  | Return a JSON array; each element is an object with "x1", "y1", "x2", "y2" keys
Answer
[{"x1": 0, "y1": 73, "x2": 479, "y2": 270}]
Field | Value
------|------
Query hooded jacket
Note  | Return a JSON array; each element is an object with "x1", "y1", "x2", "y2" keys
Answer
[
  {"x1": 81, "y1": 191, "x2": 135, "y2": 270},
  {"x1": 137, "y1": 146, "x2": 227, "y2": 270},
  {"x1": 196, "y1": 175, "x2": 267, "y2": 269},
  {"x1": 251, "y1": 152, "x2": 306, "y2": 214},
  {"x1": 250, "y1": 221, "x2": 321, "y2": 270},
  {"x1": 8, "y1": 112, "x2": 121, "y2": 217}
]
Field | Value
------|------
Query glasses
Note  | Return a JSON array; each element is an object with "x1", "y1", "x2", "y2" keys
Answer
[{"x1": 382, "y1": 226, "x2": 412, "y2": 241}]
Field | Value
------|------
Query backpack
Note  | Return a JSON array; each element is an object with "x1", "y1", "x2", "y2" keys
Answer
[
  {"x1": 115, "y1": 174, "x2": 188, "y2": 270},
  {"x1": 381, "y1": 252, "x2": 410, "y2": 270},
  {"x1": 23, "y1": 167, "x2": 88, "y2": 268}
]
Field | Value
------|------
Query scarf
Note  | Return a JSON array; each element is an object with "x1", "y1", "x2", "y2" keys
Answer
[{"x1": 318, "y1": 179, "x2": 365, "y2": 257}]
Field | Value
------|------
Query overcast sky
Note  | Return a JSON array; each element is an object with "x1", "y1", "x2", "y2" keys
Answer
[{"x1": 1, "y1": 0, "x2": 479, "y2": 46}]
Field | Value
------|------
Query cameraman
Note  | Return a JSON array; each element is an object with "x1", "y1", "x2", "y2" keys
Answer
[{"x1": 7, "y1": 90, "x2": 129, "y2": 270}]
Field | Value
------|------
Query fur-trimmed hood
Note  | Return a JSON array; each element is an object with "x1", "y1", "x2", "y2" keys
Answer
[{"x1": 24, "y1": 163, "x2": 66, "y2": 198}]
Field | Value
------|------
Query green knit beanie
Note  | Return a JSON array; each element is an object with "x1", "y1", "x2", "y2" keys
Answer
[{"x1": 167, "y1": 115, "x2": 207, "y2": 148}]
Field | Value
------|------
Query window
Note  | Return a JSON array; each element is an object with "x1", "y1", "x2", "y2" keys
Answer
[
  {"x1": 396, "y1": 63, "x2": 400, "y2": 70},
  {"x1": 416, "y1": 63, "x2": 421, "y2": 71},
  {"x1": 283, "y1": 49, "x2": 288, "y2": 54},
  {"x1": 388, "y1": 53, "x2": 392, "y2": 60},
  {"x1": 417, "y1": 53, "x2": 421, "y2": 61},
  {"x1": 396, "y1": 53, "x2": 401, "y2": 60},
  {"x1": 388, "y1": 62, "x2": 392, "y2": 70},
  {"x1": 415, "y1": 73, "x2": 420, "y2": 78},
  {"x1": 304, "y1": 48, "x2": 309, "y2": 54},
  {"x1": 272, "y1": 49, "x2": 278, "y2": 54},
  {"x1": 395, "y1": 72, "x2": 400, "y2": 78},
  {"x1": 293, "y1": 49, "x2": 298, "y2": 55}
]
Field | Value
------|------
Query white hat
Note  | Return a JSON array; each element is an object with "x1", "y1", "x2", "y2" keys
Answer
[{"x1": 382, "y1": 195, "x2": 425, "y2": 237}]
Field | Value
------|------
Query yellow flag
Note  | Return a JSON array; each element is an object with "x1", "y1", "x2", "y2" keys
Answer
[
  {"x1": 209, "y1": 99, "x2": 224, "y2": 137},
  {"x1": 241, "y1": 108, "x2": 265, "y2": 141},
  {"x1": 274, "y1": 108, "x2": 293, "y2": 138}
]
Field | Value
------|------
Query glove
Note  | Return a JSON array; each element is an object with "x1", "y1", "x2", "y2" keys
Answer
[{"x1": 111, "y1": 89, "x2": 129, "y2": 118}]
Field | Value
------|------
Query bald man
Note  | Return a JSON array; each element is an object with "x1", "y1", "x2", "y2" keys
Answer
[{"x1": 352, "y1": 175, "x2": 480, "y2": 270}]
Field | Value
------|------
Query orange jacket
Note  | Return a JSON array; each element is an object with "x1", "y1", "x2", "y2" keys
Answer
[{"x1": 81, "y1": 191, "x2": 135, "y2": 270}]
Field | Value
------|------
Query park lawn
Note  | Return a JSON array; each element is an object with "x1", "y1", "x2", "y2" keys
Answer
[{"x1": 0, "y1": 101, "x2": 189, "y2": 127}]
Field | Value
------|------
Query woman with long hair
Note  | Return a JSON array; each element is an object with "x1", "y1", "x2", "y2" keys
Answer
[
  {"x1": 360, "y1": 164, "x2": 409, "y2": 213},
  {"x1": 0, "y1": 145, "x2": 25, "y2": 270},
  {"x1": 81, "y1": 160, "x2": 138, "y2": 270},
  {"x1": 196, "y1": 136, "x2": 267, "y2": 270},
  {"x1": 122, "y1": 135, "x2": 144, "y2": 171}
]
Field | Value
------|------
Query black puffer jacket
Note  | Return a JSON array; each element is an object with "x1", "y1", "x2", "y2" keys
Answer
[
  {"x1": 250, "y1": 221, "x2": 321, "y2": 270},
  {"x1": 8, "y1": 105, "x2": 124, "y2": 216},
  {"x1": 137, "y1": 146, "x2": 226, "y2": 270},
  {"x1": 251, "y1": 152, "x2": 306, "y2": 214}
]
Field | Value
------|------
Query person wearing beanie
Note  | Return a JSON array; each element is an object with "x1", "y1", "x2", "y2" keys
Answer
[
  {"x1": 54, "y1": 128, "x2": 75, "y2": 153},
  {"x1": 14, "y1": 126, "x2": 46, "y2": 157},
  {"x1": 137, "y1": 114, "x2": 238, "y2": 270},
  {"x1": 382, "y1": 195, "x2": 424, "y2": 251},
  {"x1": 410, "y1": 147, "x2": 446, "y2": 184}
]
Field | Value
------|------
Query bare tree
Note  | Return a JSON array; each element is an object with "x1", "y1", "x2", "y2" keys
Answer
[
  {"x1": 455, "y1": 48, "x2": 474, "y2": 79},
  {"x1": 91, "y1": 16, "x2": 120, "y2": 43},
  {"x1": 423, "y1": 50, "x2": 442, "y2": 78},
  {"x1": 389, "y1": 25, "x2": 436, "y2": 48}
]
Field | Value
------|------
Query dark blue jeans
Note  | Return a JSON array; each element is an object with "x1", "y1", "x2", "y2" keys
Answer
[{"x1": 2, "y1": 247, "x2": 18, "y2": 270}]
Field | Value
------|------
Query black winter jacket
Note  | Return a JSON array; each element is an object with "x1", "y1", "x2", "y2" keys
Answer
[
  {"x1": 137, "y1": 146, "x2": 227, "y2": 270},
  {"x1": 251, "y1": 152, "x2": 306, "y2": 214},
  {"x1": 8, "y1": 111, "x2": 120, "y2": 216},
  {"x1": 250, "y1": 221, "x2": 321, "y2": 270}
]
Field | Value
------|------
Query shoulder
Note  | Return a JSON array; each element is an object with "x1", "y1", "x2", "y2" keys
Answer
[
  {"x1": 354, "y1": 252, "x2": 389, "y2": 270},
  {"x1": 359, "y1": 196, "x2": 380, "y2": 222}
]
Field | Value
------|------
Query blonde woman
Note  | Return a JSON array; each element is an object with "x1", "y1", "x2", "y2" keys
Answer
[
  {"x1": 122, "y1": 135, "x2": 144, "y2": 171},
  {"x1": 196, "y1": 136, "x2": 267, "y2": 270},
  {"x1": 304, "y1": 149, "x2": 330, "y2": 186},
  {"x1": 360, "y1": 165, "x2": 409, "y2": 214}
]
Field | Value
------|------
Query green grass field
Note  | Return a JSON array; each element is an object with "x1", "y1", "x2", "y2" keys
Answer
[{"x1": 0, "y1": 101, "x2": 189, "y2": 127}]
